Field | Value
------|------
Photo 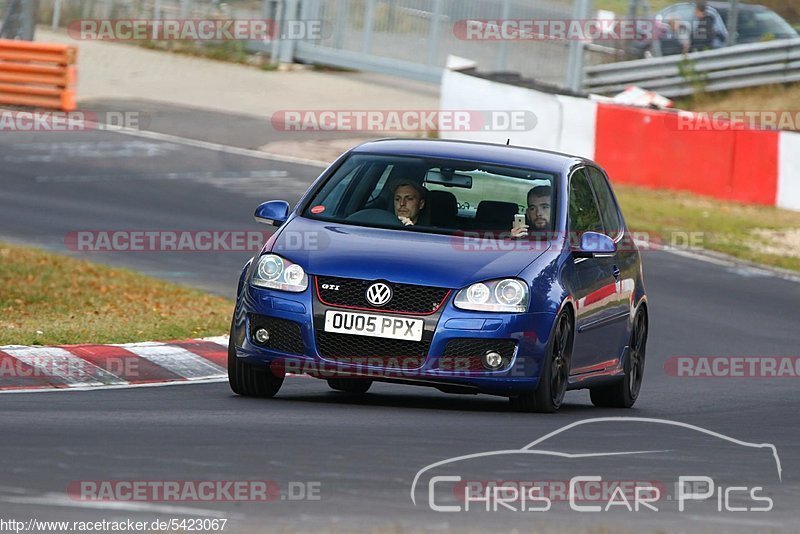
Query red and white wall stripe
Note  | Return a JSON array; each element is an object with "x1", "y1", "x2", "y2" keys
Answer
[{"x1": 441, "y1": 69, "x2": 800, "y2": 211}]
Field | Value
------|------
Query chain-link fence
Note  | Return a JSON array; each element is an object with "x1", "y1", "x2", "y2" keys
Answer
[
  {"x1": 32, "y1": 0, "x2": 616, "y2": 90},
  {"x1": 1, "y1": 0, "x2": 37, "y2": 39}
]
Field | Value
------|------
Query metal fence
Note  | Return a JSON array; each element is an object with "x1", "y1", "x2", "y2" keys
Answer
[
  {"x1": 584, "y1": 37, "x2": 800, "y2": 97},
  {"x1": 290, "y1": 0, "x2": 597, "y2": 87},
  {"x1": 33, "y1": 0, "x2": 613, "y2": 91},
  {"x1": 1, "y1": 0, "x2": 36, "y2": 40}
]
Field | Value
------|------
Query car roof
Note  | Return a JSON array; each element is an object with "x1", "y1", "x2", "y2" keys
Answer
[
  {"x1": 350, "y1": 138, "x2": 587, "y2": 175},
  {"x1": 708, "y1": 1, "x2": 768, "y2": 12},
  {"x1": 668, "y1": 1, "x2": 769, "y2": 12}
]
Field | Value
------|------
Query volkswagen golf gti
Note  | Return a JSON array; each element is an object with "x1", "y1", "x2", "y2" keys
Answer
[{"x1": 228, "y1": 139, "x2": 648, "y2": 412}]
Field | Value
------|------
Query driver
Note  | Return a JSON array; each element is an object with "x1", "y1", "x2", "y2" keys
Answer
[
  {"x1": 393, "y1": 182, "x2": 427, "y2": 226},
  {"x1": 511, "y1": 185, "x2": 552, "y2": 238}
]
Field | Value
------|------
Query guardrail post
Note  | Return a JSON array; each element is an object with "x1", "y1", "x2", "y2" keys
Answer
[
  {"x1": 51, "y1": 0, "x2": 63, "y2": 30},
  {"x1": 495, "y1": 0, "x2": 510, "y2": 70},
  {"x1": 268, "y1": 0, "x2": 282, "y2": 65},
  {"x1": 278, "y1": 0, "x2": 299, "y2": 64},
  {"x1": 334, "y1": 0, "x2": 347, "y2": 49},
  {"x1": 20, "y1": 0, "x2": 35, "y2": 40},
  {"x1": 180, "y1": 0, "x2": 192, "y2": 19},
  {"x1": 566, "y1": 0, "x2": 590, "y2": 92},
  {"x1": 361, "y1": 0, "x2": 375, "y2": 54},
  {"x1": 727, "y1": 0, "x2": 740, "y2": 46},
  {"x1": 427, "y1": 0, "x2": 443, "y2": 65}
]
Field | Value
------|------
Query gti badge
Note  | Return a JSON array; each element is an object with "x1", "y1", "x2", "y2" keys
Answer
[{"x1": 365, "y1": 282, "x2": 392, "y2": 307}]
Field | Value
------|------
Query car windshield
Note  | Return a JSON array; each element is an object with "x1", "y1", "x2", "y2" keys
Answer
[
  {"x1": 718, "y1": 7, "x2": 798, "y2": 38},
  {"x1": 303, "y1": 153, "x2": 558, "y2": 237}
]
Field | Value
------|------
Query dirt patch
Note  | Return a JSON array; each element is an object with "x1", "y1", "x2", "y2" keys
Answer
[{"x1": 747, "y1": 228, "x2": 800, "y2": 259}]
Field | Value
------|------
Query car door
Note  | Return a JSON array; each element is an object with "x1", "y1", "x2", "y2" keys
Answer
[
  {"x1": 567, "y1": 168, "x2": 622, "y2": 374},
  {"x1": 587, "y1": 166, "x2": 632, "y2": 356}
]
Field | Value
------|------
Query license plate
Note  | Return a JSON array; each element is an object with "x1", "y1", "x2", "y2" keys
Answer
[{"x1": 324, "y1": 310, "x2": 424, "y2": 341}]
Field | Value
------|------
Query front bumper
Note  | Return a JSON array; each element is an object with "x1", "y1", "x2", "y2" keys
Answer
[{"x1": 232, "y1": 281, "x2": 557, "y2": 395}]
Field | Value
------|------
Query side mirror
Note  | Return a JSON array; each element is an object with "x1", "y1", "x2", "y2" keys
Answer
[
  {"x1": 254, "y1": 200, "x2": 290, "y2": 227},
  {"x1": 573, "y1": 231, "x2": 616, "y2": 258}
]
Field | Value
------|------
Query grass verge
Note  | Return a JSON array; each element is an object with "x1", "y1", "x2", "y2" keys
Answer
[
  {"x1": 676, "y1": 83, "x2": 800, "y2": 129},
  {"x1": 615, "y1": 185, "x2": 800, "y2": 272},
  {"x1": 0, "y1": 243, "x2": 232, "y2": 346}
]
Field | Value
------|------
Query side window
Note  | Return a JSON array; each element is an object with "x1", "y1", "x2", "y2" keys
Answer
[
  {"x1": 588, "y1": 168, "x2": 623, "y2": 239},
  {"x1": 366, "y1": 164, "x2": 394, "y2": 204},
  {"x1": 315, "y1": 164, "x2": 361, "y2": 215},
  {"x1": 569, "y1": 169, "x2": 603, "y2": 235}
]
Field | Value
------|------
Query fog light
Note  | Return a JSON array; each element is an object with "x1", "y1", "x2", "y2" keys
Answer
[
  {"x1": 482, "y1": 350, "x2": 504, "y2": 370},
  {"x1": 254, "y1": 328, "x2": 270, "y2": 344}
]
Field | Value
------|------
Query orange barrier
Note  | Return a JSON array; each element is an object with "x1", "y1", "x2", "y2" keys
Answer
[{"x1": 0, "y1": 39, "x2": 77, "y2": 111}]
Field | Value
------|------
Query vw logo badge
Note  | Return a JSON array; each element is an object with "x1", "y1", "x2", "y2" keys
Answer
[{"x1": 365, "y1": 282, "x2": 392, "y2": 307}]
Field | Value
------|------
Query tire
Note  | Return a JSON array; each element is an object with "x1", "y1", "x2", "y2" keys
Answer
[
  {"x1": 590, "y1": 308, "x2": 647, "y2": 408},
  {"x1": 228, "y1": 327, "x2": 283, "y2": 398},
  {"x1": 327, "y1": 378, "x2": 372, "y2": 394},
  {"x1": 510, "y1": 311, "x2": 573, "y2": 413}
]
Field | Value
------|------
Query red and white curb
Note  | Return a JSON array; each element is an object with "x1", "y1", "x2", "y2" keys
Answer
[{"x1": 0, "y1": 336, "x2": 230, "y2": 393}]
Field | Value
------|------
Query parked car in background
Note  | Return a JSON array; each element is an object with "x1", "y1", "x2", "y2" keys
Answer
[{"x1": 633, "y1": 1, "x2": 798, "y2": 58}]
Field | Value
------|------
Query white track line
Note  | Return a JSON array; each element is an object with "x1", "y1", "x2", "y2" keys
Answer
[
  {"x1": 0, "y1": 377, "x2": 228, "y2": 394},
  {"x1": 101, "y1": 123, "x2": 329, "y2": 168},
  {"x1": 0, "y1": 492, "x2": 230, "y2": 518}
]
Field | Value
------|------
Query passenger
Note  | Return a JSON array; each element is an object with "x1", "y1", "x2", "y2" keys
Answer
[
  {"x1": 691, "y1": 1, "x2": 728, "y2": 52},
  {"x1": 511, "y1": 185, "x2": 552, "y2": 238}
]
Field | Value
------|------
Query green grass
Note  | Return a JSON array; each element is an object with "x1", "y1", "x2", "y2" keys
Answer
[
  {"x1": 0, "y1": 243, "x2": 232, "y2": 346},
  {"x1": 615, "y1": 185, "x2": 800, "y2": 272}
]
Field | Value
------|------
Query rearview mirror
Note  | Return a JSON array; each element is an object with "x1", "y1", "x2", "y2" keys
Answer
[
  {"x1": 573, "y1": 231, "x2": 616, "y2": 258},
  {"x1": 254, "y1": 200, "x2": 290, "y2": 227},
  {"x1": 425, "y1": 169, "x2": 472, "y2": 188}
]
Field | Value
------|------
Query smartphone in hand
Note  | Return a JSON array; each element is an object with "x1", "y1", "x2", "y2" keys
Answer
[{"x1": 513, "y1": 213, "x2": 526, "y2": 230}]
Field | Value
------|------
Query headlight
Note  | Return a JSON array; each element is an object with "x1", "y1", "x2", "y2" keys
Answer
[
  {"x1": 251, "y1": 254, "x2": 308, "y2": 292},
  {"x1": 454, "y1": 278, "x2": 529, "y2": 313}
]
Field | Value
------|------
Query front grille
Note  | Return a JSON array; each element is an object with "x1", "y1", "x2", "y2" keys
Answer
[
  {"x1": 316, "y1": 276, "x2": 450, "y2": 315},
  {"x1": 248, "y1": 314, "x2": 304, "y2": 355},
  {"x1": 437, "y1": 339, "x2": 517, "y2": 371},
  {"x1": 315, "y1": 331, "x2": 429, "y2": 369}
]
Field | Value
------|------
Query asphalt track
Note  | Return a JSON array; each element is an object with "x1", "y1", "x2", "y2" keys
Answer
[{"x1": 1, "y1": 105, "x2": 799, "y2": 532}]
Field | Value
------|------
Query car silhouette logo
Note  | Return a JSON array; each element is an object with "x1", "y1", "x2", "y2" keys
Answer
[{"x1": 366, "y1": 282, "x2": 392, "y2": 307}]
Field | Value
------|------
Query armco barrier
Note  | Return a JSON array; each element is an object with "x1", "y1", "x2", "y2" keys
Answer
[
  {"x1": 0, "y1": 39, "x2": 77, "y2": 111},
  {"x1": 440, "y1": 67, "x2": 799, "y2": 212}
]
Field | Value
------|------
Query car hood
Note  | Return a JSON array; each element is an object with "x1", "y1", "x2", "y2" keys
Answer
[{"x1": 271, "y1": 217, "x2": 550, "y2": 289}]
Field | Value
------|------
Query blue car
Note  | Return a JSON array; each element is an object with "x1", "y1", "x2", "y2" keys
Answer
[{"x1": 228, "y1": 139, "x2": 648, "y2": 412}]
